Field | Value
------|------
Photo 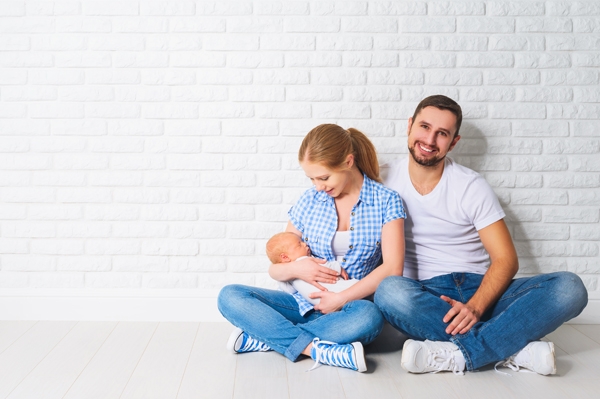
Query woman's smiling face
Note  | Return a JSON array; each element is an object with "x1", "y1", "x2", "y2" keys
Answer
[{"x1": 300, "y1": 159, "x2": 352, "y2": 198}]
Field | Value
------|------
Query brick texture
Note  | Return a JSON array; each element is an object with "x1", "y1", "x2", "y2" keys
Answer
[{"x1": 0, "y1": 0, "x2": 598, "y2": 293}]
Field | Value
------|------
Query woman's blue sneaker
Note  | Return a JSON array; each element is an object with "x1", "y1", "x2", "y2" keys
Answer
[
  {"x1": 310, "y1": 338, "x2": 367, "y2": 372},
  {"x1": 226, "y1": 327, "x2": 272, "y2": 353}
]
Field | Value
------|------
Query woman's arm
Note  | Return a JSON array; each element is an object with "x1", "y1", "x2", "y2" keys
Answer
[
  {"x1": 311, "y1": 218, "x2": 405, "y2": 313},
  {"x1": 268, "y1": 222, "x2": 340, "y2": 290}
]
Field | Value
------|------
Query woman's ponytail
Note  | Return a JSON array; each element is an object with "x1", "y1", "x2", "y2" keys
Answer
[
  {"x1": 347, "y1": 128, "x2": 381, "y2": 183},
  {"x1": 299, "y1": 124, "x2": 381, "y2": 183}
]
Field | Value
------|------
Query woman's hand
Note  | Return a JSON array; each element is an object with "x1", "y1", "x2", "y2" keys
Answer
[
  {"x1": 311, "y1": 291, "x2": 347, "y2": 314},
  {"x1": 292, "y1": 257, "x2": 339, "y2": 290}
]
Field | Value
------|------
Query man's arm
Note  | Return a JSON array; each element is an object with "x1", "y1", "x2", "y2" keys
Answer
[{"x1": 442, "y1": 219, "x2": 518, "y2": 335}]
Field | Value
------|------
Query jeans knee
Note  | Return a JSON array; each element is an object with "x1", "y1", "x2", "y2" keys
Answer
[
  {"x1": 217, "y1": 284, "x2": 248, "y2": 317},
  {"x1": 361, "y1": 301, "x2": 384, "y2": 328},
  {"x1": 346, "y1": 300, "x2": 384, "y2": 343},
  {"x1": 553, "y1": 272, "x2": 588, "y2": 314},
  {"x1": 374, "y1": 276, "x2": 416, "y2": 314}
]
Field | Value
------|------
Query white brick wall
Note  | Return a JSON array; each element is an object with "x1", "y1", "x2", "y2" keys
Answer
[{"x1": 0, "y1": 0, "x2": 598, "y2": 319}]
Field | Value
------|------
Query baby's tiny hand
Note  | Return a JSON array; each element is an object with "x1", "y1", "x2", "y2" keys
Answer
[{"x1": 340, "y1": 268, "x2": 349, "y2": 280}]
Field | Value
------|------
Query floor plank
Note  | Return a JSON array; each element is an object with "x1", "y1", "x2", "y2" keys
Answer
[
  {"x1": 394, "y1": 372, "x2": 459, "y2": 399},
  {"x1": 287, "y1": 356, "x2": 345, "y2": 399},
  {"x1": 494, "y1": 368, "x2": 570, "y2": 399},
  {"x1": 0, "y1": 321, "x2": 37, "y2": 354},
  {"x1": 572, "y1": 324, "x2": 600, "y2": 345},
  {"x1": 119, "y1": 322, "x2": 198, "y2": 399},
  {"x1": 548, "y1": 378, "x2": 600, "y2": 399},
  {"x1": 547, "y1": 325, "x2": 600, "y2": 371},
  {"x1": 366, "y1": 323, "x2": 460, "y2": 399},
  {"x1": 177, "y1": 323, "x2": 237, "y2": 399},
  {"x1": 0, "y1": 321, "x2": 77, "y2": 399},
  {"x1": 233, "y1": 376, "x2": 290, "y2": 399},
  {"x1": 233, "y1": 350, "x2": 289, "y2": 399},
  {"x1": 62, "y1": 322, "x2": 158, "y2": 399},
  {"x1": 340, "y1": 373, "x2": 402, "y2": 399},
  {"x1": 6, "y1": 322, "x2": 116, "y2": 399},
  {"x1": 549, "y1": 341, "x2": 600, "y2": 398},
  {"x1": 442, "y1": 370, "x2": 515, "y2": 399},
  {"x1": 547, "y1": 342, "x2": 596, "y2": 380},
  {"x1": 1, "y1": 322, "x2": 599, "y2": 399}
]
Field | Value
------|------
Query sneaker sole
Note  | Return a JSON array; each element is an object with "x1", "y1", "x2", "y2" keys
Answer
[
  {"x1": 226, "y1": 327, "x2": 244, "y2": 353},
  {"x1": 544, "y1": 342, "x2": 557, "y2": 375},
  {"x1": 352, "y1": 342, "x2": 367, "y2": 372},
  {"x1": 400, "y1": 339, "x2": 421, "y2": 373}
]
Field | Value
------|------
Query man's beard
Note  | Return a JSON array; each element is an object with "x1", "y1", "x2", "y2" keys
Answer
[{"x1": 408, "y1": 143, "x2": 445, "y2": 167}]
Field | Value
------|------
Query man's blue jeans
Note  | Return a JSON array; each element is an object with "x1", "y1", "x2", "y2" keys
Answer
[
  {"x1": 374, "y1": 272, "x2": 588, "y2": 371},
  {"x1": 217, "y1": 284, "x2": 384, "y2": 361}
]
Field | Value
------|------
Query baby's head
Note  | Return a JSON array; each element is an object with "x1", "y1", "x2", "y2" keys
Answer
[{"x1": 266, "y1": 232, "x2": 311, "y2": 264}]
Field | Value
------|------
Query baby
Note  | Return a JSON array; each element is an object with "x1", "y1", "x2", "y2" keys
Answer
[{"x1": 266, "y1": 232, "x2": 358, "y2": 305}]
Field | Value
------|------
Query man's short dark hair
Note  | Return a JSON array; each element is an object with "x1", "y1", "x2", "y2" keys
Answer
[{"x1": 411, "y1": 95, "x2": 463, "y2": 137}]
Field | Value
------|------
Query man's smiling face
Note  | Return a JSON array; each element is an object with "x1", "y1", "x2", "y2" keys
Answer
[{"x1": 407, "y1": 106, "x2": 461, "y2": 168}]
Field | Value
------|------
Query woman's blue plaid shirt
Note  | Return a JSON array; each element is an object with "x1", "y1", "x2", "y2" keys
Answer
[{"x1": 288, "y1": 175, "x2": 406, "y2": 315}]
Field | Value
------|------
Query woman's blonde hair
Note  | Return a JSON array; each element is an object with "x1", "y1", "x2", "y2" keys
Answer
[{"x1": 298, "y1": 124, "x2": 381, "y2": 183}]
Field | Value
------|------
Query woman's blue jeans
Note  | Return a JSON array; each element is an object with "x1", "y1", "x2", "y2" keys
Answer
[
  {"x1": 374, "y1": 271, "x2": 588, "y2": 371},
  {"x1": 217, "y1": 284, "x2": 384, "y2": 361}
]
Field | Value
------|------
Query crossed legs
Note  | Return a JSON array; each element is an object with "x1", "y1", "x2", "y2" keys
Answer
[{"x1": 374, "y1": 272, "x2": 588, "y2": 371}]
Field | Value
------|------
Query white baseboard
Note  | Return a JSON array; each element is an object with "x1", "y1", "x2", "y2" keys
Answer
[
  {"x1": 1, "y1": 289, "x2": 598, "y2": 324},
  {"x1": 0, "y1": 289, "x2": 226, "y2": 322}
]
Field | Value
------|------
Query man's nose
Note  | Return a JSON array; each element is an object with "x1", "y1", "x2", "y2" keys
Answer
[{"x1": 423, "y1": 131, "x2": 437, "y2": 145}]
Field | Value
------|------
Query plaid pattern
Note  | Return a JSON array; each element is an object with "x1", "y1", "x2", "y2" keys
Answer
[
  {"x1": 288, "y1": 175, "x2": 406, "y2": 315},
  {"x1": 292, "y1": 291, "x2": 315, "y2": 316}
]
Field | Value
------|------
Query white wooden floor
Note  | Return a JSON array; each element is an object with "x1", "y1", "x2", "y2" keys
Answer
[{"x1": 0, "y1": 322, "x2": 598, "y2": 399}]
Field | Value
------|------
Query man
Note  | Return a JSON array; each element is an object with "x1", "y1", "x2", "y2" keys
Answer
[{"x1": 376, "y1": 95, "x2": 588, "y2": 375}]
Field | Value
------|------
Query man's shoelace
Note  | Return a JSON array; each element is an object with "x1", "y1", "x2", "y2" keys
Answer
[
  {"x1": 494, "y1": 358, "x2": 533, "y2": 376},
  {"x1": 427, "y1": 350, "x2": 464, "y2": 375}
]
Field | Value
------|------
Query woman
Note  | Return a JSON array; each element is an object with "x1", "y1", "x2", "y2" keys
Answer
[{"x1": 218, "y1": 124, "x2": 405, "y2": 372}]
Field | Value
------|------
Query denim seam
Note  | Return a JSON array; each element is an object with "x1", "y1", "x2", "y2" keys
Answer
[
  {"x1": 497, "y1": 284, "x2": 540, "y2": 301},
  {"x1": 251, "y1": 290, "x2": 299, "y2": 312},
  {"x1": 453, "y1": 273, "x2": 466, "y2": 303},
  {"x1": 451, "y1": 336, "x2": 473, "y2": 371},
  {"x1": 284, "y1": 330, "x2": 315, "y2": 362},
  {"x1": 479, "y1": 289, "x2": 533, "y2": 335}
]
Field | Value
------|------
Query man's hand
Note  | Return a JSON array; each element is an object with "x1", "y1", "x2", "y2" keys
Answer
[
  {"x1": 441, "y1": 295, "x2": 480, "y2": 335},
  {"x1": 311, "y1": 291, "x2": 346, "y2": 314}
]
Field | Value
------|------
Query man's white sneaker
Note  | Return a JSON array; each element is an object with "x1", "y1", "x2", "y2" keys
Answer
[
  {"x1": 226, "y1": 327, "x2": 273, "y2": 353},
  {"x1": 401, "y1": 339, "x2": 466, "y2": 375},
  {"x1": 496, "y1": 341, "x2": 556, "y2": 375}
]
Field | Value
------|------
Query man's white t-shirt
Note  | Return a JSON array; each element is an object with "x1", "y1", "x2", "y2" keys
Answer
[{"x1": 383, "y1": 157, "x2": 506, "y2": 281}]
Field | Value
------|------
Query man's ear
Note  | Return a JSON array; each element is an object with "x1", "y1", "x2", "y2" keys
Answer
[
  {"x1": 449, "y1": 134, "x2": 461, "y2": 152},
  {"x1": 406, "y1": 117, "x2": 413, "y2": 136},
  {"x1": 279, "y1": 253, "x2": 291, "y2": 263}
]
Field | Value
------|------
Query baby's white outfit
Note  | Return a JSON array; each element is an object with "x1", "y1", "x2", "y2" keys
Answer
[{"x1": 277, "y1": 255, "x2": 359, "y2": 305}]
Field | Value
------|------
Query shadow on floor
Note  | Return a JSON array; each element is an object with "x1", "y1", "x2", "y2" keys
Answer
[{"x1": 367, "y1": 322, "x2": 408, "y2": 354}]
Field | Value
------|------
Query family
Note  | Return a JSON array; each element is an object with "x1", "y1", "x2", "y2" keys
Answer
[{"x1": 217, "y1": 95, "x2": 588, "y2": 375}]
